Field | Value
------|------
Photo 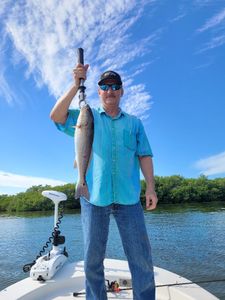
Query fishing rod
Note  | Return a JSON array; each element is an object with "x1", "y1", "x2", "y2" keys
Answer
[
  {"x1": 156, "y1": 278, "x2": 225, "y2": 288},
  {"x1": 73, "y1": 278, "x2": 225, "y2": 297}
]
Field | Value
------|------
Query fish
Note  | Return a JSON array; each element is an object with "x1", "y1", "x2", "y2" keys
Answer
[{"x1": 74, "y1": 104, "x2": 94, "y2": 200}]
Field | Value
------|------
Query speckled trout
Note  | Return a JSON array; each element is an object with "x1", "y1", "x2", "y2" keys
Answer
[{"x1": 74, "y1": 104, "x2": 94, "y2": 200}]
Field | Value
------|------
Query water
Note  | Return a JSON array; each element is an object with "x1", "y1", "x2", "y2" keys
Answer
[{"x1": 0, "y1": 203, "x2": 225, "y2": 299}]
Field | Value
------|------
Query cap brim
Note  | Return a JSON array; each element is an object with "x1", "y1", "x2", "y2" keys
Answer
[{"x1": 98, "y1": 76, "x2": 122, "y2": 85}]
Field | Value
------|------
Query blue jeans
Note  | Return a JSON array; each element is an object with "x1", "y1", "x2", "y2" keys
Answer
[{"x1": 80, "y1": 198, "x2": 155, "y2": 300}]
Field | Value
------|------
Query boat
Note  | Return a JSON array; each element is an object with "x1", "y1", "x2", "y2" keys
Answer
[
  {"x1": 0, "y1": 258, "x2": 219, "y2": 300},
  {"x1": 0, "y1": 191, "x2": 219, "y2": 300}
]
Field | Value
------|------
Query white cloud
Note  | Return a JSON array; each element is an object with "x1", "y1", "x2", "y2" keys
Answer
[
  {"x1": 0, "y1": 22, "x2": 17, "y2": 105},
  {"x1": 122, "y1": 84, "x2": 153, "y2": 120},
  {"x1": 0, "y1": 170, "x2": 67, "y2": 191},
  {"x1": 0, "y1": 0, "x2": 9, "y2": 16},
  {"x1": 195, "y1": 7, "x2": 225, "y2": 53},
  {"x1": 0, "y1": 67, "x2": 16, "y2": 105},
  {"x1": 1, "y1": 0, "x2": 158, "y2": 119},
  {"x1": 195, "y1": 151, "x2": 225, "y2": 176},
  {"x1": 170, "y1": 13, "x2": 186, "y2": 23},
  {"x1": 194, "y1": 0, "x2": 221, "y2": 7},
  {"x1": 197, "y1": 8, "x2": 225, "y2": 32},
  {"x1": 196, "y1": 33, "x2": 225, "y2": 53}
]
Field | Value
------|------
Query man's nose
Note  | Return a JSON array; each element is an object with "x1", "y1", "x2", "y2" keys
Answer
[{"x1": 107, "y1": 86, "x2": 114, "y2": 92}]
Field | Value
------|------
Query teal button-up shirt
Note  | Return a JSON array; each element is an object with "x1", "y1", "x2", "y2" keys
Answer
[{"x1": 56, "y1": 107, "x2": 153, "y2": 206}]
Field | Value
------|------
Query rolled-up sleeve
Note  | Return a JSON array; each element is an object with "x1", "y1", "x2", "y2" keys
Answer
[
  {"x1": 136, "y1": 119, "x2": 153, "y2": 157},
  {"x1": 55, "y1": 109, "x2": 80, "y2": 137}
]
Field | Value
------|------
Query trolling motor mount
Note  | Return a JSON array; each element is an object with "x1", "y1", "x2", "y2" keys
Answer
[{"x1": 29, "y1": 190, "x2": 68, "y2": 281}]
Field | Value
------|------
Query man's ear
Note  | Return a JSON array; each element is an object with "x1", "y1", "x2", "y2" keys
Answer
[{"x1": 121, "y1": 87, "x2": 124, "y2": 97}]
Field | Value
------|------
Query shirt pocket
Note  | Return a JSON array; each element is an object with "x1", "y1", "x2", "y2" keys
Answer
[{"x1": 123, "y1": 129, "x2": 137, "y2": 151}]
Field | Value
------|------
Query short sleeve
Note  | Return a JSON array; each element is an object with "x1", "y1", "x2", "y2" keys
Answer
[
  {"x1": 136, "y1": 119, "x2": 153, "y2": 157},
  {"x1": 55, "y1": 109, "x2": 80, "y2": 137}
]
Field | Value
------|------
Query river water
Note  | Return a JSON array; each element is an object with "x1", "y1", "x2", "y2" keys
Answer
[{"x1": 0, "y1": 202, "x2": 225, "y2": 299}]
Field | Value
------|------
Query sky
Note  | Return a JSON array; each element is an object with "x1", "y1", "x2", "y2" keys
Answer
[{"x1": 0, "y1": 0, "x2": 225, "y2": 195}]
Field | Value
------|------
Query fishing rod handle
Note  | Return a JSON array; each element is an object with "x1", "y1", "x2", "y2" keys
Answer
[
  {"x1": 77, "y1": 48, "x2": 86, "y2": 106},
  {"x1": 77, "y1": 48, "x2": 84, "y2": 65},
  {"x1": 77, "y1": 47, "x2": 84, "y2": 84}
]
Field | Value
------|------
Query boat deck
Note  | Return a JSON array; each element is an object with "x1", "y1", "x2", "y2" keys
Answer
[{"x1": 0, "y1": 259, "x2": 218, "y2": 300}]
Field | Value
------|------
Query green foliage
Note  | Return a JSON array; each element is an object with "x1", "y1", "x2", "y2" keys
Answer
[
  {"x1": 155, "y1": 175, "x2": 186, "y2": 203},
  {"x1": 0, "y1": 183, "x2": 80, "y2": 212},
  {"x1": 0, "y1": 176, "x2": 224, "y2": 212},
  {"x1": 154, "y1": 175, "x2": 225, "y2": 204}
]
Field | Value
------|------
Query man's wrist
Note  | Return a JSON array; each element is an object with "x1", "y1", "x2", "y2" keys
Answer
[
  {"x1": 146, "y1": 182, "x2": 154, "y2": 188},
  {"x1": 71, "y1": 83, "x2": 79, "y2": 91},
  {"x1": 146, "y1": 185, "x2": 155, "y2": 193}
]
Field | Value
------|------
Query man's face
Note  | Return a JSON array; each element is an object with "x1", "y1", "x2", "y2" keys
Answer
[{"x1": 98, "y1": 79, "x2": 123, "y2": 108}]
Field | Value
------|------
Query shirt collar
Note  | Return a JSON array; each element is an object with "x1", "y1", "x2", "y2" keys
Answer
[{"x1": 98, "y1": 106, "x2": 125, "y2": 119}]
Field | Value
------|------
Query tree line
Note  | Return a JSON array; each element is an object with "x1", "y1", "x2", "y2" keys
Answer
[{"x1": 0, "y1": 175, "x2": 225, "y2": 212}]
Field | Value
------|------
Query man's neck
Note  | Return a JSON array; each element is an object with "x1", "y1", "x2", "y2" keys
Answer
[{"x1": 103, "y1": 105, "x2": 120, "y2": 117}]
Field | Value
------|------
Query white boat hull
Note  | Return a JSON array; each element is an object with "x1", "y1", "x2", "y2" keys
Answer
[{"x1": 0, "y1": 259, "x2": 218, "y2": 300}]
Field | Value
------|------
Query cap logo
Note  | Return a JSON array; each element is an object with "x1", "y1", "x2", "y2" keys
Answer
[{"x1": 104, "y1": 72, "x2": 116, "y2": 77}]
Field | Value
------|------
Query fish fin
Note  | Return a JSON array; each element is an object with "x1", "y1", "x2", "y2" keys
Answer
[
  {"x1": 72, "y1": 124, "x2": 81, "y2": 129},
  {"x1": 74, "y1": 159, "x2": 77, "y2": 168},
  {"x1": 75, "y1": 181, "x2": 90, "y2": 200}
]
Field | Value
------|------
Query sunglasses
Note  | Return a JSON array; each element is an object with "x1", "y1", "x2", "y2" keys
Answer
[{"x1": 99, "y1": 84, "x2": 122, "y2": 91}]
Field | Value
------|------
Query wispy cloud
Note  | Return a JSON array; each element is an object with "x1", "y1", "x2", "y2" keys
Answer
[
  {"x1": 123, "y1": 84, "x2": 153, "y2": 120},
  {"x1": 0, "y1": 0, "x2": 9, "y2": 16},
  {"x1": 195, "y1": 7, "x2": 225, "y2": 53},
  {"x1": 197, "y1": 8, "x2": 225, "y2": 32},
  {"x1": 1, "y1": 0, "x2": 159, "y2": 119},
  {"x1": 195, "y1": 151, "x2": 225, "y2": 176},
  {"x1": 170, "y1": 13, "x2": 186, "y2": 23},
  {"x1": 196, "y1": 33, "x2": 225, "y2": 53},
  {"x1": 193, "y1": 57, "x2": 214, "y2": 69},
  {"x1": 0, "y1": 66, "x2": 16, "y2": 105},
  {"x1": 0, "y1": 170, "x2": 67, "y2": 191},
  {"x1": 0, "y1": 21, "x2": 17, "y2": 105},
  {"x1": 194, "y1": 0, "x2": 222, "y2": 8}
]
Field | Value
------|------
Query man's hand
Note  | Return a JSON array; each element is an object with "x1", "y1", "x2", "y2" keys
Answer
[
  {"x1": 145, "y1": 187, "x2": 158, "y2": 210},
  {"x1": 50, "y1": 63, "x2": 89, "y2": 124},
  {"x1": 73, "y1": 63, "x2": 89, "y2": 87}
]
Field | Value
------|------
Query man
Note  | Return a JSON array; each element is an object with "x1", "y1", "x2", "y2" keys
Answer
[{"x1": 50, "y1": 63, "x2": 158, "y2": 300}]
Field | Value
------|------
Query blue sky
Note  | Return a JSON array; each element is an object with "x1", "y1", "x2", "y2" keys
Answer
[{"x1": 0, "y1": 0, "x2": 225, "y2": 195}]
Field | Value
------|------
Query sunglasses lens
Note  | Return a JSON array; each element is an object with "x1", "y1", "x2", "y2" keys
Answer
[
  {"x1": 99, "y1": 85, "x2": 109, "y2": 91},
  {"x1": 99, "y1": 84, "x2": 121, "y2": 91},
  {"x1": 111, "y1": 84, "x2": 121, "y2": 91}
]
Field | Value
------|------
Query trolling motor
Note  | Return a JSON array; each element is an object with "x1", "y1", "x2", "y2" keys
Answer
[{"x1": 29, "y1": 190, "x2": 68, "y2": 281}]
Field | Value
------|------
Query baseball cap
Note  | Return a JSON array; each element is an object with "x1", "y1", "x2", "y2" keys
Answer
[{"x1": 98, "y1": 70, "x2": 122, "y2": 85}]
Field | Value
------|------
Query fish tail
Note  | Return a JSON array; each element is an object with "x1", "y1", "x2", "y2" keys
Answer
[{"x1": 75, "y1": 181, "x2": 90, "y2": 201}]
